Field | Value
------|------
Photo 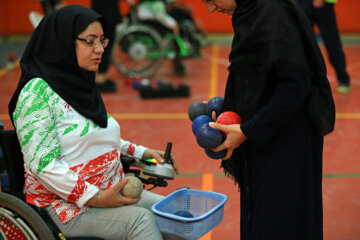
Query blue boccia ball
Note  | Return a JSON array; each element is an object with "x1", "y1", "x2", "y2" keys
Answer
[
  {"x1": 205, "y1": 148, "x2": 227, "y2": 160},
  {"x1": 192, "y1": 115, "x2": 212, "y2": 135},
  {"x1": 206, "y1": 96, "x2": 224, "y2": 117},
  {"x1": 174, "y1": 210, "x2": 194, "y2": 218},
  {"x1": 195, "y1": 124, "x2": 223, "y2": 149}
]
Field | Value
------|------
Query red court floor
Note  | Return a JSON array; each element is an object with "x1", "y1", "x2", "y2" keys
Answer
[{"x1": 0, "y1": 40, "x2": 360, "y2": 240}]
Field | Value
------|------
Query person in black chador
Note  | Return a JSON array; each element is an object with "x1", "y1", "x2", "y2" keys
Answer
[
  {"x1": 201, "y1": 0, "x2": 335, "y2": 239},
  {"x1": 297, "y1": 0, "x2": 351, "y2": 94},
  {"x1": 91, "y1": 0, "x2": 122, "y2": 92}
]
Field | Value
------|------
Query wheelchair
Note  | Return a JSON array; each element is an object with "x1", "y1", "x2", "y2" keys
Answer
[
  {"x1": 112, "y1": 0, "x2": 205, "y2": 78},
  {"x1": 0, "y1": 120, "x2": 171, "y2": 240},
  {"x1": 0, "y1": 123, "x2": 106, "y2": 239}
]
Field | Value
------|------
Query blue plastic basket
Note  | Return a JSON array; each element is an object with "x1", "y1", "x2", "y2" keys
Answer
[{"x1": 151, "y1": 188, "x2": 227, "y2": 240}]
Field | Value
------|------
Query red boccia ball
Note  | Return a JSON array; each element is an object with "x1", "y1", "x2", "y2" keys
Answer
[{"x1": 216, "y1": 111, "x2": 242, "y2": 125}]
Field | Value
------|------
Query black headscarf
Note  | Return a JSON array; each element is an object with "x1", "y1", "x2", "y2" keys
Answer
[
  {"x1": 221, "y1": 0, "x2": 335, "y2": 187},
  {"x1": 9, "y1": 5, "x2": 108, "y2": 128}
]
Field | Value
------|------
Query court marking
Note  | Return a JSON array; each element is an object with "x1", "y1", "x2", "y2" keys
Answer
[
  {"x1": 209, "y1": 45, "x2": 219, "y2": 99},
  {"x1": 200, "y1": 173, "x2": 214, "y2": 240},
  {"x1": 0, "y1": 60, "x2": 20, "y2": 77}
]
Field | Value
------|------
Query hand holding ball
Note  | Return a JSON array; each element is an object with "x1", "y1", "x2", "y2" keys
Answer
[
  {"x1": 120, "y1": 176, "x2": 143, "y2": 198},
  {"x1": 188, "y1": 97, "x2": 236, "y2": 160},
  {"x1": 216, "y1": 111, "x2": 242, "y2": 136}
]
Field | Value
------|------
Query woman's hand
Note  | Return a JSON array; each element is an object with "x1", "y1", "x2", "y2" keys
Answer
[
  {"x1": 87, "y1": 178, "x2": 140, "y2": 208},
  {"x1": 209, "y1": 122, "x2": 247, "y2": 160},
  {"x1": 142, "y1": 148, "x2": 179, "y2": 174}
]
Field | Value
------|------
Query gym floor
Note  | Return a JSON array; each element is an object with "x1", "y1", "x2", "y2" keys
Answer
[{"x1": 0, "y1": 34, "x2": 359, "y2": 240}]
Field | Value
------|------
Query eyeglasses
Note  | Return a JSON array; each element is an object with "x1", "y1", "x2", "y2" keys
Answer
[{"x1": 76, "y1": 37, "x2": 109, "y2": 48}]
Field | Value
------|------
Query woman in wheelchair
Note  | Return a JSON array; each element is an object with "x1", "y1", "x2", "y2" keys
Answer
[{"x1": 8, "y1": 5, "x2": 178, "y2": 240}]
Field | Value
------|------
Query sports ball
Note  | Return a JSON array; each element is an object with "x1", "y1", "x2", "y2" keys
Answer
[
  {"x1": 205, "y1": 148, "x2": 227, "y2": 160},
  {"x1": 120, "y1": 176, "x2": 143, "y2": 198},
  {"x1": 192, "y1": 115, "x2": 213, "y2": 135},
  {"x1": 216, "y1": 111, "x2": 242, "y2": 125},
  {"x1": 188, "y1": 101, "x2": 207, "y2": 121},
  {"x1": 206, "y1": 96, "x2": 224, "y2": 117},
  {"x1": 195, "y1": 124, "x2": 223, "y2": 149},
  {"x1": 174, "y1": 210, "x2": 194, "y2": 218}
]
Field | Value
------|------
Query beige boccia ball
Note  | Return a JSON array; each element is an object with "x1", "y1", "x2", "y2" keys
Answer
[{"x1": 120, "y1": 176, "x2": 143, "y2": 198}]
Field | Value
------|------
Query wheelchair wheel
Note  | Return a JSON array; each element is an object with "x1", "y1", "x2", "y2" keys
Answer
[
  {"x1": 0, "y1": 192, "x2": 55, "y2": 240},
  {"x1": 113, "y1": 25, "x2": 166, "y2": 78}
]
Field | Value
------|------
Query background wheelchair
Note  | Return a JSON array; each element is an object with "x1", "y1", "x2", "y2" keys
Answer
[
  {"x1": 31, "y1": 0, "x2": 208, "y2": 79},
  {"x1": 0, "y1": 120, "x2": 173, "y2": 240},
  {"x1": 112, "y1": 0, "x2": 207, "y2": 78}
]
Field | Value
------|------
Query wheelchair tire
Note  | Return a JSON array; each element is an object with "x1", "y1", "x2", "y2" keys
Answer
[
  {"x1": 0, "y1": 192, "x2": 55, "y2": 240},
  {"x1": 113, "y1": 24, "x2": 165, "y2": 78}
]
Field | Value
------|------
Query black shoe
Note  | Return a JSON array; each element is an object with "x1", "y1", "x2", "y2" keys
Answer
[{"x1": 96, "y1": 79, "x2": 116, "y2": 92}]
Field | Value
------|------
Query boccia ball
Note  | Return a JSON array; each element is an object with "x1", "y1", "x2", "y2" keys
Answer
[
  {"x1": 174, "y1": 210, "x2": 194, "y2": 218},
  {"x1": 192, "y1": 115, "x2": 212, "y2": 135},
  {"x1": 216, "y1": 111, "x2": 242, "y2": 125},
  {"x1": 205, "y1": 148, "x2": 227, "y2": 160},
  {"x1": 188, "y1": 101, "x2": 207, "y2": 121},
  {"x1": 196, "y1": 124, "x2": 223, "y2": 149},
  {"x1": 120, "y1": 176, "x2": 143, "y2": 198},
  {"x1": 206, "y1": 96, "x2": 224, "y2": 117},
  {"x1": 132, "y1": 81, "x2": 142, "y2": 89}
]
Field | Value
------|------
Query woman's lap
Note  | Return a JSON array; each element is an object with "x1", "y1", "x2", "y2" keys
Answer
[{"x1": 46, "y1": 190, "x2": 164, "y2": 240}]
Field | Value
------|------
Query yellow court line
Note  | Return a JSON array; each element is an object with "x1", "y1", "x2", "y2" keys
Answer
[
  {"x1": 209, "y1": 45, "x2": 219, "y2": 99},
  {"x1": 0, "y1": 69, "x2": 7, "y2": 77},
  {"x1": 0, "y1": 114, "x2": 10, "y2": 120},
  {"x1": 200, "y1": 173, "x2": 214, "y2": 240},
  {"x1": 0, "y1": 60, "x2": 20, "y2": 77},
  {"x1": 336, "y1": 113, "x2": 360, "y2": 119}
]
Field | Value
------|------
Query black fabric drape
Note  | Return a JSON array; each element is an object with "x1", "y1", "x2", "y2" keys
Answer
[{"x1": 9, "y1": 5, "x2": 108, "y2": 128}]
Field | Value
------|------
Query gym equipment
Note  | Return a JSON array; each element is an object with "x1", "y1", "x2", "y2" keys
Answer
[
  {"x1": 192, "y1": 115, "x2": 212, "y2": 135},
  {"x1": 216, "y1": 111, "x2": 242, "y2": 125},
  {"x1": 195, "y1": 124, "x2": 223, "y2": 149},
  {"x1": 187, "y1": 101, "x2": 207, "y2": 121},
  {"x1": 206, "y1": 96, "x2": 224, "y2": 117},
  {"x1": 204, "y1": 148, "x2": 227, "y2": 160},
  {"x1": 152, "y1": 188, "x2": 227, "y2": 240}
]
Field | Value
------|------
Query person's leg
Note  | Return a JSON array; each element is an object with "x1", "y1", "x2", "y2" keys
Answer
[
  {"x1": 92, "y1": 0, "x2": 121, "y2": 92},
  {"x1": 95, "y1": 22, "x2": 117, "y2": 92},
  {"x1": 297, "y1": 0, "x2": 315, "y2": 25},
  {"x1": 314, "y1": 3, "x2": 350, "y2": 89},
  {"x1": 46, "y1": 204, "x2": 163, "y2": 240},
  {"x1": 135, "y1": 189, "x2": 164, "y2": 210}
]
